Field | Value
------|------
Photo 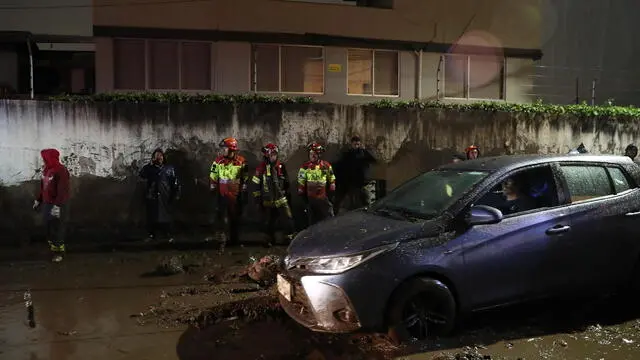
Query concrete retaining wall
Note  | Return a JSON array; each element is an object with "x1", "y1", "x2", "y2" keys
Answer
[{"x1": 1, "y1": 100, "x2": 639, "y2": 244}]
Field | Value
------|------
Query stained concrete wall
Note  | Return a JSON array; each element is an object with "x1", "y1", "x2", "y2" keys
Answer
[{"x1": 1, "y1": 99, "x2": 639, "y2": 243}]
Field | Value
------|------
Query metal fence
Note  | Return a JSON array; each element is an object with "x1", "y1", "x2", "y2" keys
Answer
[{"x1": 523, "y1": 64, "x2": 640, "y2": 106}]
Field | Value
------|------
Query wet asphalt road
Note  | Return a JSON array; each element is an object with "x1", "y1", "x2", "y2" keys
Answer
[{"x1": 2, "y1": 242, "x2": 640, "y2": 360}]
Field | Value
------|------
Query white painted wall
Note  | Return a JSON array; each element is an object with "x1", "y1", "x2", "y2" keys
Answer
[
  {"x1": 1, "y1": 100, "x2": 639, "y2": 188},
  {"x1": 0, "y1": 0, "x2": 92, "y2": 36}
]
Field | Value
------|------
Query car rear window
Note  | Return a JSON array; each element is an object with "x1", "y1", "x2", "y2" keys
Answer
[{"x1": 560, "y1": 165, "x2": 613, "y2": 202}]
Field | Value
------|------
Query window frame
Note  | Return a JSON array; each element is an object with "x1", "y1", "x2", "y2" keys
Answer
[
  {"x1": 442, "y1": 54, "x2": 507, "y2": 101},
  {"x1": 346, "y1": 48, "x2": 400, "y2": 97},
  {"x1": 251, "y1": 43, "x2": 326, "y2": 95},
  {"x1": 112, "y1": 37, "x2": 214, "y2": 92}
]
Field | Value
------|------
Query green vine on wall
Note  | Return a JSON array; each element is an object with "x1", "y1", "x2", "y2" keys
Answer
[
  {"x1": 48, "y1": 93, "x2": 640, "y2": 119},
  {"x1": 49, "y1": 92, "x2": 315, "y2": 105},
  {"x1": 368, "y1": 98, "x2": 640, "y2": 118}
]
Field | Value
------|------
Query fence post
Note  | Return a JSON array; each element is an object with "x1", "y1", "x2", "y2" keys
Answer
[
  {"x1": 575, "y1": 77, "x2": 580, "y2": 104},
  {"x1": 591, "y1": 79, "x2": 596, "y2": 106}
]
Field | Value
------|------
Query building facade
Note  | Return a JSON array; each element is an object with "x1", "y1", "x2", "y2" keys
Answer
[
  {"x1": 0, "y1": 0, "x2": 95, "y2": 96},
  {"x1": 93, "y1": 0, "x2": 542, "y2": 104}
]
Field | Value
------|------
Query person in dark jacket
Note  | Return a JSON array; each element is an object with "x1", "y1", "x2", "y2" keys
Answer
[
  {"x1": 33, "y1": 148, "x2": 70, "y2": 263},
  {"x1": 625, "y1": 144, "x2": 638, "y2": 161},
  {"x1": 139, "y1": 148, "x2": 180, "y2": 242},
  {"x1": 333, "y1": 136, "x2": 377, "y2": 214}
]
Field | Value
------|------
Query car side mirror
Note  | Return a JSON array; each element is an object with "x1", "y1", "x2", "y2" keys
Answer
[{"x1": 466, "y1": 205, "x2": 503, "y2": 226}]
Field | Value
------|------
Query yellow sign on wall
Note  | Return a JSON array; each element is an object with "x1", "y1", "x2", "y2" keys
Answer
[{"x1": 328, "y1": 64, "x2": 342, "y2": 72}]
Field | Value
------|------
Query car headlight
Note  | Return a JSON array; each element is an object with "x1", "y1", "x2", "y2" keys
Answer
[{"x1": 288, "y1": 243, "x2": 398, "y2": 274}]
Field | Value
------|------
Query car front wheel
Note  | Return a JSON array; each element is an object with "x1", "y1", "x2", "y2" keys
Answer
[{"x1": 386, "y1": 277, "x2": 457, "y2": 342}]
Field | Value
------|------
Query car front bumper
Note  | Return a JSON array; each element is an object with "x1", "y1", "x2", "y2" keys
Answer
[{"x1": 277, "y1": 273, "x2": 362, "y2": 333}]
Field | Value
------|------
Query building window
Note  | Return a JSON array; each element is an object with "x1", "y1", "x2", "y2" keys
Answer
[
  {"x1": 347, "y1": 49, "x2": 399, "y2": 96},
  {"x1": 113, "y1": 39, "x2": 145, "y2": 90},
  {"x1": 251, "y1": 44, "x2": 324, "y2": 94},
  {"x1": 148, "y1": 40, "x2": 179, "y2": 90},
  {"x1": 444, "y1": 54, "x2": 505, "y2": 100},
  {"x1": 113, "y1": 38, "x2": 212, "y2": 91}
]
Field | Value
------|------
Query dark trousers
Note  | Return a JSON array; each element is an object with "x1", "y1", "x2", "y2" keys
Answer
[
  {"x1": 217, "y1": 195, "x2": 242, "y2": 244},
  {"x1": 43, "y1": 204, "x2": 65, "y2": 253},
  {"x1": 264, "y1": 205, "x2": 295, "y2": 239},
  {"x1": 335, "y1": 186, "x2": 366, "y2": 214},
  {"x1": 146, "y1": 200, "x2": 172, "y2": 239},
  {"x1": 307, "y1": 197, "x2": 334, "y2": 226}
]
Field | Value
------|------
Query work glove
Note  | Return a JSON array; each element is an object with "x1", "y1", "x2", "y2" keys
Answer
[
  {"x1": 210, "y1": 183, "x2": 217, "y2": 192},
  {"x1": 50, "y1": 205, "x2": 61, "y2": 218},
  {"x1": 32, "y1": 200, "x2": 41, "y2": 211}
]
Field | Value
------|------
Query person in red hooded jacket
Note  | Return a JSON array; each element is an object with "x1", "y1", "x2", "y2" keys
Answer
[{"x1": 32, "y1": 149, "x2": 70, "y2": 263}]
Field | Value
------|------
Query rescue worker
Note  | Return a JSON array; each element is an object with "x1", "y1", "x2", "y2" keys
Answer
[
  {"x1": 139, "y1": 148, "x2": 180, "y2": 243},
  {"x1": 251, "y1": 143, "x2": 295, "y2": 245},
  {"x1": 333, "y1": 135, "x2": 377, "y2": 214},
  {"x1": 32, "y1": 148, "x2": 70, "y2": 262},
  {"x1": 210, "y1": 137, "x2": 248, "y2": 251},
  {"x1": 465, "y1": 145, "x2": 480, "y2": 160},
  {"x1": 625, "y1": 144, "x2": 638, "y2": 161},
  {"x1": 297, "y1": 142, "x2": 336, "y2": 226}
]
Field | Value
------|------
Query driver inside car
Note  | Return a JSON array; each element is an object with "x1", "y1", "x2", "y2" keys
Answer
[{"x1": 498, "y1": 177, "x2": 536, "y2": 215}]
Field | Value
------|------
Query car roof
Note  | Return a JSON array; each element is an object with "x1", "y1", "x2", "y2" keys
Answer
[{"x1": 438, "y1": 154, "x2": 634, "y2": 172}]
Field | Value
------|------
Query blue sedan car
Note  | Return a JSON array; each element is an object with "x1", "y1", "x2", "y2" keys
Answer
[{"x1": 277, "y1": 154, "x2": 640, "y2": 340}]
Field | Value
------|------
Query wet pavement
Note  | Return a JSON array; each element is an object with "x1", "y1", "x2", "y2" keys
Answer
[{"x1": 3, "y1": 241, "x2": 640, "y2": 360}]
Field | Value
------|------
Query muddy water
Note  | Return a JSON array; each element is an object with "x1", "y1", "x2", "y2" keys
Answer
[{"x1": 3, "y1": 246, "x2": 640, "y2": 360}]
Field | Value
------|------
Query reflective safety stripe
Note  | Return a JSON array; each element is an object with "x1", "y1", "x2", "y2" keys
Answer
[
  {"x1": 217, "y1": 163, "x2": 244, "y2": 181},
  {"x1": 252, "y1": 191, "x2": 261, "y2": 198},
  {"x1": 48, "y1": 242, "x2": 65, "y2": 252},
  {"x1": 219, "y1": 179, "x2": 240, "y2": 184},
  {"x1": 251, "y1": 176, "x2": 260, "y2": 184},
  {"x1": 274, "y1": 197, "x2": 288, "y2": 207}
]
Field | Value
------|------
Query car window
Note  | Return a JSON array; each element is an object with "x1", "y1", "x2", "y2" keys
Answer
[
  {"x1": 474, "y1": 165, "x2": 558, "y2": 217},
  {"x1": 370, "y1": 170, "x2": 488, "y2": 220},
  {"x1": 607, "y1": 167, "x2": 631, "y2": 193},
  {"x1": 560, "y1": 165, "x2": 613, "y2": 203}
]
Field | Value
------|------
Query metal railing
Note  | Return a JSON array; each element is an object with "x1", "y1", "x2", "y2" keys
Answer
[{"x1": 523, "y1": 64, "x2": 640, "y2": 106}]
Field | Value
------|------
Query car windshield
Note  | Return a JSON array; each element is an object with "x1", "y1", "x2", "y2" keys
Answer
[{"x1": 369, "y1": 170, "x2": 489, "y2": 220}]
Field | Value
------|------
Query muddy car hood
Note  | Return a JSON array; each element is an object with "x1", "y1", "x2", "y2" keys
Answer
[{"x1": 287, "y1": 209, "x2": 426, "y2": 258}]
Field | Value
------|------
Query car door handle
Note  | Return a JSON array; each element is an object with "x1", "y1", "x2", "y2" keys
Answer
[
  {"x1": 546, "y1": 225, "x2": 571, "y2": 235},
  {"x1": 626, "y1": 211, "x2": 640, "y2": 217}
]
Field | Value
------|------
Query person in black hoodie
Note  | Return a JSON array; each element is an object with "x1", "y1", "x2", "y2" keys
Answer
[
  {"x1": 139, "y1": 148, "x2": 181, "y2": 242},
  {"x1": 625, "y1": 144, "x2": 638, "y2": 161},
  {"x1": 333, "y1": 136, "x2": 377, "y2": 214}
]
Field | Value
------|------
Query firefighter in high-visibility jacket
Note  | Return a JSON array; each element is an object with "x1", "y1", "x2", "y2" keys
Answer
[
  {"x1": 251, "y1": 143, "x2": 295, "y2": 245},
  {"x1": 297, "y1": 142, "x2": 336, "y2": 226},
  {"x1": 209, "y1": 137, "x2": 249, "y2": 250}
]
